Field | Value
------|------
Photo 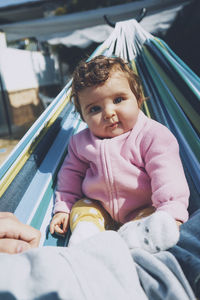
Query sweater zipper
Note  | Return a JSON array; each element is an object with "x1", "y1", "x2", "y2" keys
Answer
[{"x1": 101, "y1": 139, "x2": 118, "y2": 221}]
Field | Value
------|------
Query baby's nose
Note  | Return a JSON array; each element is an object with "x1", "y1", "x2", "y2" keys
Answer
[{"x1": 103, "y1": 107, "x2": 116, "y2": 120}]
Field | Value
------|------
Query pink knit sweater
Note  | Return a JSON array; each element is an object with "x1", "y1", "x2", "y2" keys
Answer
[{"x1": 54, "y1": 111, "x2": 189, "y2": 223}]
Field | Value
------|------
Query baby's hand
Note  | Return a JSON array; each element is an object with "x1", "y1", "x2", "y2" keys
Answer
[{"x1": 50, "y1": 212, "x2": 69, "y2": 235}]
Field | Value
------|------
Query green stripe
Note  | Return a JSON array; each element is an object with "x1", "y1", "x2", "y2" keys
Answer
[
  {"x1": 143, "y1": 46, "x2": 200, "y2": 134},
  {"x1": 30, "y1": 181, "x2": 54, "y2": 230},
  {"x1": 142, "y1": 47, "x2": 200, "y2": 162},
  {"x1": 152, "y1": 40, "x2": 200, "y2": 99}
]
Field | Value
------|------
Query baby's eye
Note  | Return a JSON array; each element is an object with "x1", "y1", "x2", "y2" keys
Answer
[
  {"x1": 89, "y1": 106, "x2": 101, "y2": 113},
  {"x1": 114, "y1": 97, "x2": 123, "y2": 104}
]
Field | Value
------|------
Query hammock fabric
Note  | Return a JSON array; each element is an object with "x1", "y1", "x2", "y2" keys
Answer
[{"x1": 0, "y1": 20, "x2": 199, "y2": 247}]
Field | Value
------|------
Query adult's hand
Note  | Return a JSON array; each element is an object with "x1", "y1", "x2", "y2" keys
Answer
[{"x1": 0, "y1": 212, "x2": 41, "y2": 254}]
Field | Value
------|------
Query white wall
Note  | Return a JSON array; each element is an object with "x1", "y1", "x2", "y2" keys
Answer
[{"x1": 0, "y1": 47, "x2": 60, "y2": 92}]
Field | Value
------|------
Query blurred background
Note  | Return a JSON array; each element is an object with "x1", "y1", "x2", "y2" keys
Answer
[{"x1": 0, "y1": 0, "x2": 199, "y2": 165}]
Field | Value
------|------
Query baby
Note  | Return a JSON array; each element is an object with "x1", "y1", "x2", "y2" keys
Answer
[{"x1": 50, "y1": 55, "x2": 189, "y2": 253}]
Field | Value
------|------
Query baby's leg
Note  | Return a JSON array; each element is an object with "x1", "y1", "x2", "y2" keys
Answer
[
  {"x1": 118, "y1": 208, "x2": 180, "y2": 253},
  {"x1": 68, "y1": 198, "x2": 111, "y2": 246}
]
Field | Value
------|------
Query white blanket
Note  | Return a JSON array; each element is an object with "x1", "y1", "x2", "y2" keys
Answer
[{"x1": 0, "y1": 231, "x2": 195, "y2": 300}]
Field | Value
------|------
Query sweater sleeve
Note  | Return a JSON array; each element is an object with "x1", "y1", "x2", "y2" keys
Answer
[
  {"x1": 53, "y1": 136, "x2": 89, "y2": 214},
  {"x1": 142, "y1": 122, "x2": 189, "y2": 222}
]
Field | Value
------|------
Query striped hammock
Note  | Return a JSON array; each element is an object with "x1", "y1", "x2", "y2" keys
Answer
[{"x1": 0, "y1": 20, "x2": 199, "y2": 247}]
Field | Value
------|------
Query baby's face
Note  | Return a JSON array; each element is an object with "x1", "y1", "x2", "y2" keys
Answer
[{"x1": 79, "y1": 71, "x2": 139, "y2": 139}]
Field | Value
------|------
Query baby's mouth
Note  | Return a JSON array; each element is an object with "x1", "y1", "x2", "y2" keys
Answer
[{"x1": 109, "y1": 122, "x2": 119, "y2": 128}]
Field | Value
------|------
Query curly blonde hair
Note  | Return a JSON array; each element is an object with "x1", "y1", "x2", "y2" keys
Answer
[{"x1": 71, "y1": 55, "x2": 144, "y2": 120}]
